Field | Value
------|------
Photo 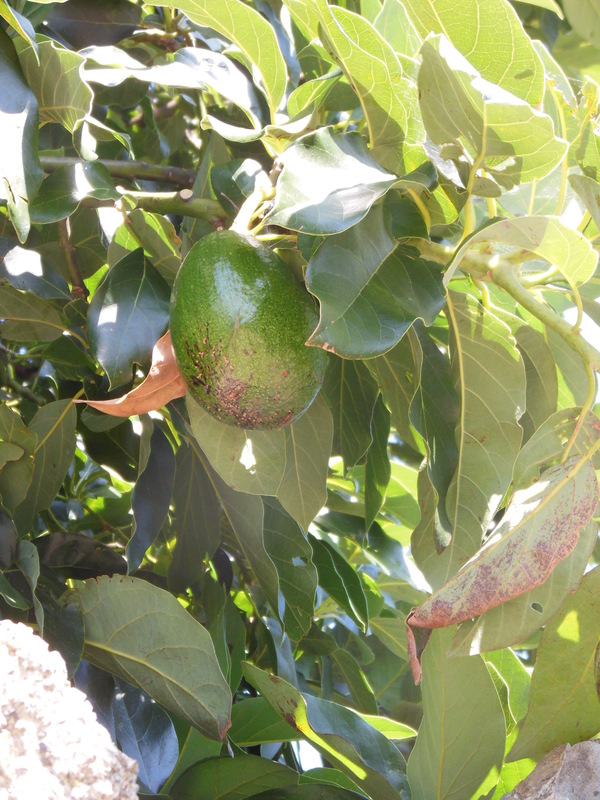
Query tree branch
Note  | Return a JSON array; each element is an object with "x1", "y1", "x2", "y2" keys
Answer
[
  {"x1": 80, "y1": 190, "x2": 227, "y2": 225},
  {"x1": 40, "y1": 156, "x2": 198, "y2": 189},
  {"x1": 57, "y1": 219, "x2": 88, "y2": 300}
]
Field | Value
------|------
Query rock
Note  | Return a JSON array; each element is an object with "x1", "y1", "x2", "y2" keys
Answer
[
  {"x1": 0, "y1": 619, "x2": 138, "y2": 799},
  {"x1": 502, "y1": 740, "x2": 600, "y2": 799}
]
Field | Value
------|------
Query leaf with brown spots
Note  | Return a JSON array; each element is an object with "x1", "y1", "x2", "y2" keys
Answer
[
  {"x1": 76, "y1": 331, "x2": 186, "y2": 417},
  {"x1": 406, "y1": 455, "x2": 599, "y2": 683}
]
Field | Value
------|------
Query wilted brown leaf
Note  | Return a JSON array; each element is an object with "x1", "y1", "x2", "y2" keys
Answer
[
  {"x1": 76, "y1": 331, "x2": 186, "y2": 417},
  {"x1": 407, "y1": 456, "x2": 599, "y2": 683}
]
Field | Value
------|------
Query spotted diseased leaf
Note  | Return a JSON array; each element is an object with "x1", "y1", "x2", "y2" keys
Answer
[{"x1": 407, "y1": 456, "x2": 599, "y2": 683}]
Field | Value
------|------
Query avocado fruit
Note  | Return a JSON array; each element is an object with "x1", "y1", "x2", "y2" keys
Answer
[{"x1": 169, "y1": 230, "x2": 328, "y2": 430}]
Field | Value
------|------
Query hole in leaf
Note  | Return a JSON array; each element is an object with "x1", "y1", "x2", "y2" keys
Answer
[{"x1": 531, "y1": 602, "x2": 543, "y2": 613}]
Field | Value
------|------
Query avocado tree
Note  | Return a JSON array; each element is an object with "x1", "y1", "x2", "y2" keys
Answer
[{"x1": 1, "y1": 0, "x2": 600, "y2": 797}]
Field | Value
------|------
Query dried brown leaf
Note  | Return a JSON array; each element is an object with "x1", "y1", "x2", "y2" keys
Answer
[{"x1": 76, "y1": 331, "x2": 186, "y2": 417}]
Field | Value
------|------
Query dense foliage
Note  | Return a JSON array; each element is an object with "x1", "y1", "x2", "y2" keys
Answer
[{"x1": 1, "y1": 1, "x2": 600, "y2": 798}]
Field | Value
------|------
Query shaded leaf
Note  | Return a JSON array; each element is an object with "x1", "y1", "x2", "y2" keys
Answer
[
  {"x1": 364, "y1": 395, "x2": 391, "y2": 529},
  {"x1": 243, "y1": 662, "x2": 409, "y2": 800},
  {"x1": 266, "y1": 128, "x2": 397, "y2": 235},
  {"x1": 0, "y1": 405, "x2": 36, "y2": 513},
  {"x1": 407, "y1": 457, "x2": 599, "y2": 682},
  {"x1": 331, "y1": 648, "x2": 378, "y2": 715},
  {"x1": 17, "y1": 538, "x2": 43, "y2": 631},
  {"x1": 168, "y1": 443, "x2": 221, "y2": 593},
  {"x1": 0, "y1": 505, "x2": 17, "y2": 569},
  {"x1": 170, "y1": 755, "x2": 297, "y2": 800},
  {"x1": 87, "y1": 249, "x2": 171, "y2": 389},
  {"x1": 406, "y1": 627, "x2": 506, "y2": 800},
  {"x1": 0, "y1": 28, "x2": 42, "y2": 242},
  {"x1": 13, "y1": 399, "x2": 76, "y2": 535},
  {"x1": 127, "y1": 420, "x2": 176, "y2": 572},
  {"x1": 112, "y1": 679, "x2": 179, "y2": 794},
  {"x1": 514, "y1": 326, "x2": 559, "y2": 439},
  {"x1": 36, "y1": 532, "x2": 127, "y2": 579},
  {"x1": 230, "y1": 697, "x2": 300, "y2": 746},
  {"x1": 108, "y1": 209, "x2": 181, "y2": 284},
  {"x1": 0, "y1": 280, "x2": 65, "y2": 342},
  {"x1": 46, "y1": 0, "x2": 141, "y2": 49},
  {"x1": 509, "y1": 567, "x2": 600, "y2": 762},
  {"x1": 76, "y1": 332, "x2": 186, "y2": 417},
  {"x1": 306, "y1": 207, "x2": 445, "y2": 357},
  {"x1": 310, "y1": 536, "x2": 369, "y2": 630},
  {"x1": 67, "y1": 575, "x2": 232, "y2": 740},
  {"x1": 258, "y1": 787, "x2": 368, "y2": 799}
]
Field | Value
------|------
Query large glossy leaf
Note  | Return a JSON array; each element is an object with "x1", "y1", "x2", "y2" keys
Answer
[
  {"x1": 321, "y1": 358, "x2": 379, "y2": 470},
  {"x1": 446, "y1": 216, "x2": 598, "y2": 288},
  {"x1": 13, "y1": 400, "x2": 76, "y2": 535},
  {"x1": 0, "y1": 281, "x2": 65, "y2": 342},
  {"x1": 310, "y1": 536, "x2": 369, "y2": 630},
  {"x1": 263, "y1": 499, "x2": 317, "y2": 641},
  {"x1": 509, "y1": 567, "x2": 600, "y2": 761},
  {"x1": 406, "y1": 627, "x2": 506, "y2": 800},
  {"x1": 68, "y1": 576, "x2": 232, "y2": 740},
  {"x1": 112, "y1": 680, "x2": 179, "y2": 794},
  {"x1": 127, "y1": 420, "x2": 175, "y2": 572},
  {"x1": 266, "y1": 128, "x2": 397, "y2": 235},
  {"x1": 414, "y1": 293, "x2": 525, "y2": 589},
  {"x1": 168, "y1": 443, "x2": 221, "y2": 592},
  {"x1": 0, "y1": 29, "x2": 42, "y2": 242},
  {"x1": 306, "y1": 207, "x2": 445, "y2": 357},
  {"x1": 29, "y1": 162, "x2": 118, "y2": 224},
  {"x1": 164, "y1": 0, "x2": 287, "y2": 118},
  {"x1": 419, "y1": 36, "x2": 566, "y2": 190},
  {"x1": 170, "y1": 755, "x2": 297, "y2": 800},
  {"x1": 407, "y1": 456, "x2": 599, "y2": 681},
  {"x1": 297, "y1": 1, "x2": 423, "y2": 173},
  {"x1": 243, "y1": 662, "x2": 409, "y2": 800},
  {"x1": 403, "y1": 0, "x2": 545, "y2": 104},
  {"x1": 87, "y1": 249, "x2": 171, "y2": 389},
  {"x1": 0, "y1": 240, "x2": 70, "y2": 300},
  {"x1": 17, "y1": 36, "x2": 92, "y2": 132}
]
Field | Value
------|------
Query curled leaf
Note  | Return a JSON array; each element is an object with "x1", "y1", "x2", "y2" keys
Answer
[
  {"x1": 406, "y1": 456, "x2": 599, "y2": 683},
  {"x1": 76, "y1": 331, "x2": 186, "y2": 417}
]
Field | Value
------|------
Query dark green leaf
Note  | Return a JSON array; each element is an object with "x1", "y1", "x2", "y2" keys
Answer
[
  {"x1": 108, "y1": 210, "x2": 181, "y2": 285},
  {"x1": 256, "y1": 788, "x2": 368, "y2": 799},
  {"x1": 87, "y1": 249, "x2": 171, "y2": 389},
  {"x1": 29, "y1": 163, "x2": 118, "y2": 224},
  {"x1": 306, "y1": 208, "x2": 445, "y2": 357},
  {"x1": 13, "y1": 400, "x2": 76, "y2": 535},
  {"x1": 266, "y1": 128, "x2": 396, "y2": 235},
  {"x1": 211, "y1": 158, "x2": 266, "y2": 217},
  {"x1": 68, "y1": 575, "x2": 232, "y2": 740},
  {"x1": 321, "y1": 358, "x2": 379, "y2": 471},
  {"x1": 0, "y1": 505, "x2": 17, "y2": 569},
  {"x1": 170, "y1": 755, "x2": 297, "y2": 800},
  {"x1": 113, "y1": 679, "x2": 179, "y2": 794},
  {"x1": 168, "y1": 443, "x2": 221, "y2": 593},
  {"x1": 0, "y1": 405, "x2": 36, "y2": 513},
  {"x1": 40, "y1": 592, "x2": 84, "y2": 678},
  {"x1": 0, "y1": 281, "x2": 65, "y2": 342},
  {"x1": 229, "y1": 697, "x2": 300, "y2": 746},
  {"x1": 310, "y1": 537, "x2": 369, "y2": 630},
  {"x1": 46, "y1": 0, "x2": 142, "y2": 49},
  {"x1": 128, "y1": 421, "x2": 175, "y2": 572},
  {"x1": 331, "y1": 648, "x2": 378, "y2": 714},
  {"x1": 364, "y1": 395, "x2": 391, "y2": 529},
  {"x1": 0, "y1": 28, "x2": 42, "y2": 242},
  {"x1": 0, "y1": 240, "x2": 71, "y2": 299},
  {"x1": 17, "y1": 539, "x2": 43, "y2": 631},
  {"x1": 37, "y1": 532, "x2": 127, "y2": 579}
]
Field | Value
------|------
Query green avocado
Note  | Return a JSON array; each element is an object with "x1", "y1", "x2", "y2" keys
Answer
[{"x1": 169, "y1": 230, "x2": 328, "y2": 430}]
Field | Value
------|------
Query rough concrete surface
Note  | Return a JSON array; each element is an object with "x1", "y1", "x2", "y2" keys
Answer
[{"x1": 0, "y1": 619, "x2": 138, "y2": 800}]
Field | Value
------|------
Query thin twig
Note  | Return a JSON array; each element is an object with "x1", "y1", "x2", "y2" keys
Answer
[{"x1": 57, "y1": 219, "x2": 88, "y2": 300}]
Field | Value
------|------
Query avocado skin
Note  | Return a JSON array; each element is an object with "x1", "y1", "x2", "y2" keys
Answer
[{"x1": 169, "y1": 230, "x2": 328, "y2": 430}]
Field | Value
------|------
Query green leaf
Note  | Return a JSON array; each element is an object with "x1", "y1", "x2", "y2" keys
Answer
[
  {"x1": 0, "y1": 281, "x2": 65, "y2": 342},
  {"x1": 331, "y1": 649, "x2": 378, "y2": 715},
  {"x1": 308, "y1": 2, "x2": 423, "y2": 173},
  {"x1": 166, "y1": 0, "x2": 287, "y2": 118},
  {"x1": 29, "y1": 162, "x2": 118, "y2": 224},
  {"x1": 0, "y1": 405, "x2": 36, "y2": 513},
  {"x1": 0, "y1": 29, "x2": 42, "y2": 242},
  {"x1": 277, "y1": 395, "x2": 333, "y2": 530},
  {"x1": 170, "y1": 755, "x2": 297, "y2": 799},
  {"x1": 447, "y1": 216, "x2": 598, "y2": 289},
  {"x1": 322, "y1": 358, "x2": 379, "y2": 471},
  {"x1": 87, "y1": 249, "x2": 171, "y2": 389},
  {"x1": 16, "y1": 36, "x2": 92, "y2": 132},
  {"x1": 418, "y1": 36, "x2": 566, "y2": 190},
  {"x1": 310, "y1": 536, "x2": 369, "y2": 630},
  {"x1": 168, "y1": 443, "x2": 221, "y2": 592},
  {"x1": 306, "y1": 210, "x2": 445, "y2": 358},
  {"x1": 514, "y1": 326, "x2": 559, "y2": 439},
  {"x1": 243, "y1": 662, "x2": 409, "y2": 800},
  {"x1": 402, "y1": 0, "x2": 545, "y2": 104},
  {"x1": 369, "y1": 613, "x2": 408, "y2": 661},
  {"x1": 108, "y1": 209, "x2": 181, "y2": 284},
  {"x1": 374, "y1": 0, "x2": 420, "y2": 58},
  {"x1": 0, "y1": 5, "x2": 37, "y2": 53},
  {"x1": 258, "y1": 788, "x2": 369, "y2": 800},
  {"x1": 13, "y1": 400, "x2": 76, "y2": 535},
  {"x1": 266, "y1": 128, "x2": 397, "y2": 235},
  {"x1": 0, "y1": 241, "x2": 70, "y2": 300},
  {"x1": 365, "y1": 395, "x2": 392, "y2": 529},
  {"x1": 263, "y1": 499, "x2": 317, "y2": 641},
  {"x1": 68, "y1": 575, "x2": 232, "y2": 740},
  {"x1": 418, "y1": 292, "x2": 525, "y2": 589},
  {"x1": 17, "y1": 539, "x2": 44, "y2": 631},
  {"x1": 287, "y1": 69, "x2": 342, "y2": 117},
  {"x1": 45, "y1": 0, "x2": 141, "y2": 49},
  {"x1": 509, "y1": 566, "x2": 600, "y2": 761},
  {"x1": 230, "y1": 697, "x2": 300, "y2": 745},
  {"x1": 563, "y1": 0, "x2": 600, "y2": 48},
  {"x1": 406, "y1": 627, "x2": 506, "y2": 800}
]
